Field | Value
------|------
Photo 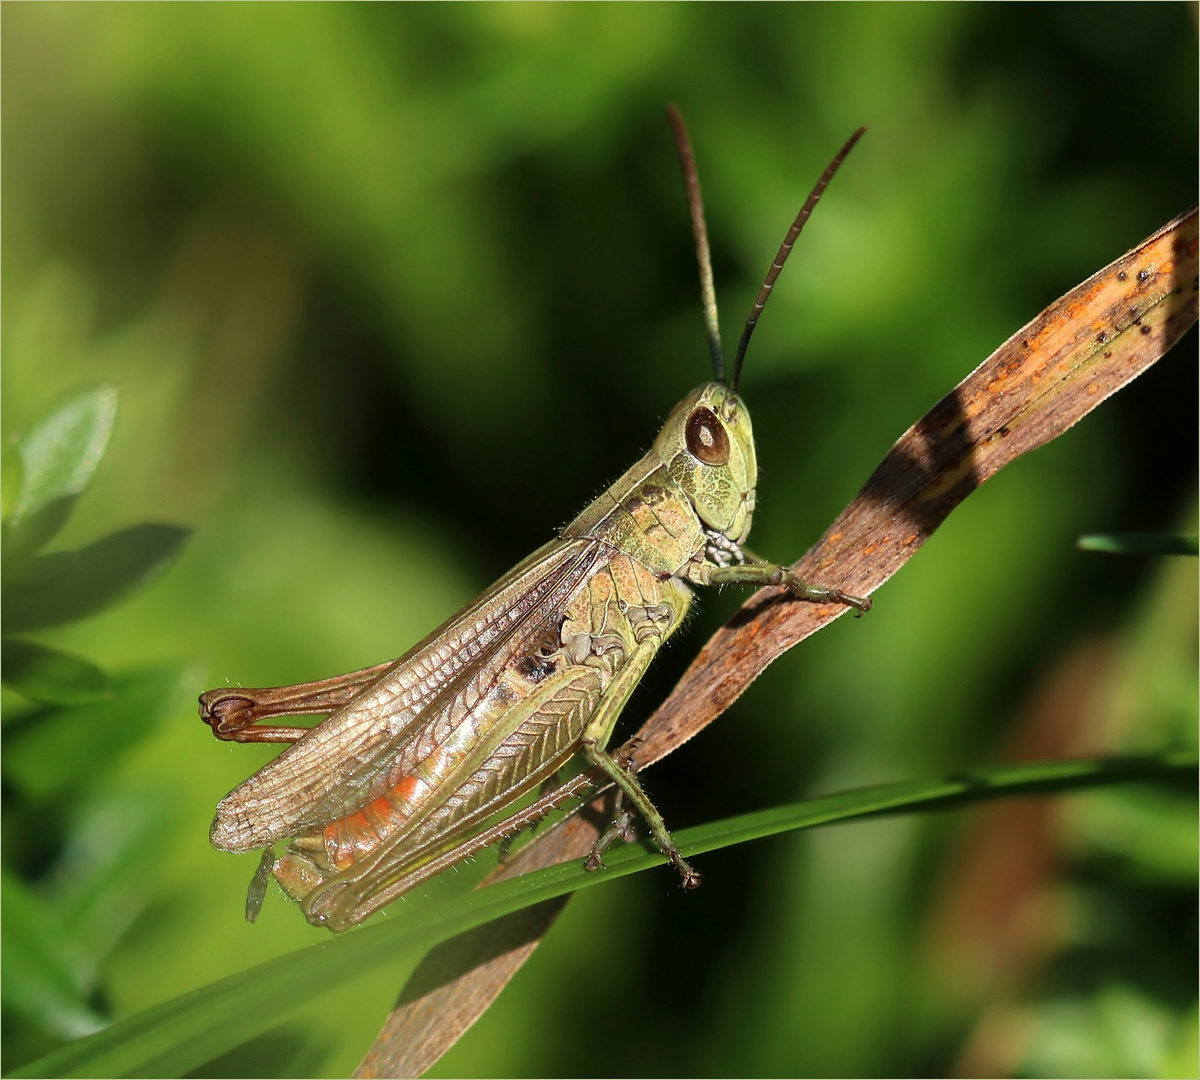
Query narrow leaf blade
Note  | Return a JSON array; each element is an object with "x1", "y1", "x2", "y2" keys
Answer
[
  {"x1": 10, "y1": 751, "x2": 1193, "y2": 1080},
  {"x1": 1077, "y1": 532, "x2": 1199, "y2": 556}
]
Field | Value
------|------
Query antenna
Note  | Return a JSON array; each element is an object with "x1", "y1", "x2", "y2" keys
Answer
[
  {"x1": 667, "y1": 104, "x2": 725, "y2": 383},
  {"x1": 730, "y1": 126, "x2": 867, "y2": 391}
]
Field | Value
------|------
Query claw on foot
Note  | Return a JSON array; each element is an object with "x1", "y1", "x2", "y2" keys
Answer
[
  {"x1": 842, "y1": 591, "x2": 872, "y2": 616},
  {"x1": 585, "y1": 804, "x2": 637, "y2": 873},
  {"x1": 669, "y1": 853, "x2": 702, "y2": 890}
]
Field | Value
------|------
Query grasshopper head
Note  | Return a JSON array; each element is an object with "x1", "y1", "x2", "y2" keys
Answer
[
  {"x1": 655, "y1": 109, "x2": 863, "y2": 555},
  {"x1": 653, "y1": 381, "x2": 757, "y2": 544}
]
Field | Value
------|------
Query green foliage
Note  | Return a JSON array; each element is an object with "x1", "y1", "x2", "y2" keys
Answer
[
  {"x1": 2, "y1": 5, "x2": 1195, "y2": 1077},
  {"x1": 4, "y1": 387, "x2": 116, "y2": 544},
  {"x1": 4, "y1": 525, "x2": 190, "y2": 633},
  {"x1": 2, "y1": 641, "x2": 112, "y2": 707},
  {"x1": 1, "y1": 391, "x2": 191, "y2": 1062},
  {"x1": 4, "y1": 665, "x2": 187, "y2": 801}
]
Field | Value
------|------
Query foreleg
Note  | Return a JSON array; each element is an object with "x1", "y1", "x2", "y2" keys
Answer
[{"x1": 703, "y1": 562, "x2": 871, "y2": 614}]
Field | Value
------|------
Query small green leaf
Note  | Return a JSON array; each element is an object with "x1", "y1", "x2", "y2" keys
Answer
[
  {"x1": 2, "y1": 664, "x2": 185, "y2": 801},
  {"x1": 4, "y1": 497, "x2": 83, "y2": 568},
  {"x1": 2, "y1": 524, "x2": 190, "y2": 632},
  {"x1": 2, "y1": 640, "x2": 113, "y2": 706},
  {"x1": 1077, "y1": 532, "x2": 1199, "y2": 556},
  {"x1": 8, "y1": 387, "x2": 117, "y2": 528},
  {"x1": 1, "y1": 872, "x2": 107, "y2": 1042}
]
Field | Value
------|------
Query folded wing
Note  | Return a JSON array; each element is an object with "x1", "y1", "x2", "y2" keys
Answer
[{"x1": 211, "y1": 537, "x2": 606, "y2": 852}]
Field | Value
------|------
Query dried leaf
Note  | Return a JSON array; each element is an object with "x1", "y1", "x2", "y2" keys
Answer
[{"x1": 356, "y1": 206, "x2": 1198, "y2": 1078}]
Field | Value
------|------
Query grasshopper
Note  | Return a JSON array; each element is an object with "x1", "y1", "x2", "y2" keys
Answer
[{"x1": 201, "y1": 107, "x2": 870, "y2": 932}]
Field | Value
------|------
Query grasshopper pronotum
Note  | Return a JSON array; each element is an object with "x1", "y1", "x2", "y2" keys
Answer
[{"x1": 201, "y1": 107, "x2": 870, "y2": 932}]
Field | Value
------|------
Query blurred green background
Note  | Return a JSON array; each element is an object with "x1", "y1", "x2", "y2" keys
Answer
[{"x1": 2, "y1": 4, "x2": 1196, "y2": 1077}]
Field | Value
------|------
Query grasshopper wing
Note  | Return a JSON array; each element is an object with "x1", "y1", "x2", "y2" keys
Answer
[
  {"x1": 305, "y1": 657, "x2": 609, "y2": 928},
  {"x1": 211, "y1": 537, "x2": 607, "y2": 852}
]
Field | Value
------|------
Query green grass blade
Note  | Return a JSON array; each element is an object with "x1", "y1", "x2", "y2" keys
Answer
[
  {"x1": 10, "y1": 750, "x2": 1195, "y2": 1079},
  {"x1": 1077, "y1": 532, "x2": 1199, "y2": 556}
]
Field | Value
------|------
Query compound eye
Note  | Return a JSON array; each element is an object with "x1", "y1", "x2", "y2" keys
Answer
[{"x1": 685, "y1": 406, "x2": 730, "y2": 466}]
